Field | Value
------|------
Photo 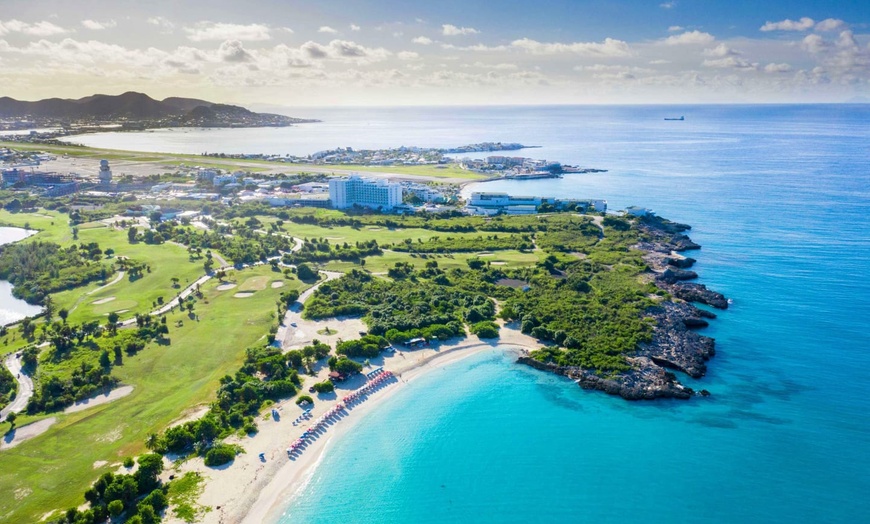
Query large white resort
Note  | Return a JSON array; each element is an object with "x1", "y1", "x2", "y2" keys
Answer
[{"x1": 328, "y1": 175, "x2": 403, "y2": 210}]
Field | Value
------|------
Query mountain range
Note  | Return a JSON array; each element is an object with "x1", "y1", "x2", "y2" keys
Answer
[{"x1": 0, "y1": 92, "x2": 315, "y2": 127}]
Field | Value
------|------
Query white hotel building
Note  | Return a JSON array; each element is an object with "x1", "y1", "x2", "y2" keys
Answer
[{"x1": 328, "y1": 175, "x2": 403, "y2": 210}]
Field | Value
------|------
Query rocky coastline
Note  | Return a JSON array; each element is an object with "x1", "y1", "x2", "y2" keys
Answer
[{"x1": 517, "y1": 215, "x2": 724, "y2": 400}]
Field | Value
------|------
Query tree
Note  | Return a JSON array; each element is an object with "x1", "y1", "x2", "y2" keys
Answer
[
  {"x1": 58, "y1": 308, "x2": 69, "y2": 324},
  {"x1": 296, "y1": 263, "x2": 317, "y2": 281},
  {"x1": 5, "y1": 412, "x2": 16, "y2": 429},
  {"x1": 128, "y1": 226, "x2": 138, "y2": 243},
  {"x1": 107, "y1": 312, "x2": 120, "y2": 334},
  {"x1": 99, "y1": 350, "x2": 111, "y2": 368},
  {"x1": 107, "y1": 500, "x2": 124, "y2": 517}
]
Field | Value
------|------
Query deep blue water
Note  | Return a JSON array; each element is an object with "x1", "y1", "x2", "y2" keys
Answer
[{"x1": 76, "y1": 105, "x2": 870, "y2": 522}]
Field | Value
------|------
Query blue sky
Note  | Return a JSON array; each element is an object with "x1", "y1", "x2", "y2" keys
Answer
[{"x1": 1, "y1": 0, "x2": 868, "y2": 105}]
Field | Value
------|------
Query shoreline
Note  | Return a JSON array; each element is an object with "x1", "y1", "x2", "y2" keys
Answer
[{"x1": 168, "y1": 326, "x2": 540, "y2": 524}]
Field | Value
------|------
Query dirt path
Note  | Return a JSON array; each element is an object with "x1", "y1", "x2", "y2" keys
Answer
[
  {"x1": 0, "y1": 417, "x2": 56, "y2": 450},
  {"x1": 1, "y1": 354, "x2": 33, "y2": 420},
  {"x1": 276, "y1": 271, "x2": 343, "y2": 349}
]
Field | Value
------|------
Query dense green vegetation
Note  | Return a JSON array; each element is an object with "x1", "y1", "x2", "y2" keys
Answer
[
  {"x1": 0, "y1": 363, "x2": 15, "y2": 411},
  {"x1": 389, "y1": 233, "x2": 534, "y2": 253},
  {"x1": 0, "y1": 241, "x2": 114, "y2": 303}
]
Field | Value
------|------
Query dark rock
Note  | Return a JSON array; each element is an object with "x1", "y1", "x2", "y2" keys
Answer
[
  {"x1": 665, "y1": 256, "x2": 696, "y2": 268},
  {"x1": 699, "y1": 389, "x2": 711, "y2": 397},
  {"x1": 683, "y1": 317, "x2": 709, "y2": 328},
  {"x1": 638, "y1": 302, "x2": 717, "y2": 378},
  {"x1": 668, "y1": 282, "x2": 729, "y2": 309},
  {"x1": 697, "y1": 309, "x2": 717, "y2": 319},
  {"x1": 658, "y1": 267, "x2": 698, "y2": 283}
]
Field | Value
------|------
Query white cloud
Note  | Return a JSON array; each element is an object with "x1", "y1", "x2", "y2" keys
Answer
[
  {"x1": 660, "y1": 2, "x2": 677, "y2": 8},
  {"x1": 649, "y1": 59, "x2": 671, "y2": 65},
  {"x1": 82, "y1": 19, "x2": 116, "y2": 30},
  {"x1": 147, "y1": 17, "x2": 174, "y2": 31},
  {"x1": 185, "y1": 22, "x2": 271, "y2": 42},
  {"x1": 218, "y1": 39, "x2": 253, "y2": 62},
  {"x1": 0, "y1": 19, "x2": 68, "y2": 36},
  {"x1": 510, "y1": 37, "x2": 632, "y2": 57},
  {"x1": 815, "y1": 18, "x2": 845, "y2": 32},
  {"x1": 318, "y1": 26, "x2": 338, "y2": 34},
  {"x1": 350, "y1": 24, "x2": 361, "y2": 31},
  {"x1": 661, "y1": 30, "x2": 715, "y2": 45},
  {"x1": 442, "y1": 24, "x2": 479, "y2": 36},
  {"x1": 764, "y1": 63, "x2": 793, "y2": 73},
  {"x1": 397, "y1": 51, "x2": 420, "y2": 60},
  {"x1": 299, "y1": 39, "x2": 391, "y2": 62},
  {"x1": 703, "y1": 44, "x2": 738, "y2": 58},
  {"x1": 760, "y1": 17, "x2": 815, "y2": 32},
  {"x1": 802, "y1": 34, "x2": 829, "y2": 54},
  {"x1": 668, "y1": 26, "x2": 684, "y2": 32},
  {"x1": 412, "y1": 36, "x2": 433, "y2": 45},
  {"x1": 702, "y1": 56, "x2": 758, "y2": 70}
]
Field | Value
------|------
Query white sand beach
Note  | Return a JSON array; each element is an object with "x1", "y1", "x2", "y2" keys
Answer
[{"x1": 163, "y1": 323, "x2": 539, "y2": 524}]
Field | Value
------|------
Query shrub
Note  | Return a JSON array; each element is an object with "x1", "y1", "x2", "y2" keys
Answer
[
  {"x1": 204, "y1": 445, "x2": 237, "y2": 467},
  {"x1": 122, "y1": 457, "x2": 134, "y2": 468},
  {"x1": 295, "y1": 395, "x2": 314, "y2": 406},
  {"x1": 312, "y1": 381, "x2": 334, "y2": 393},
  {"x1": 107, "y1": 499, "x2": 124, "y2": 517},
  {"x1": 471, "y1": 321, "x2": 500, "y2": 339}
]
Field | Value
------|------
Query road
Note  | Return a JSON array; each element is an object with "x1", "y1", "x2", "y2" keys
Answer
[{"x1": 1, "y1": 354, "x2": 33, "y2": 420}]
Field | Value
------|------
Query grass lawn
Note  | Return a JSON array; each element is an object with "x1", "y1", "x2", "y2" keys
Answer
[
  {"x1": 270, "y1": 220, "x2": 486, "y2": 246},
  {"x1": 49, "y1": 226, "x2": 206, "y2": 325},
  {"x1": 0, "y1": 209, "x2": 72, "y2": 245},
  {"x1": 0, "y1": 265, "x2": 306, "y2": 523},
  {"x1": 323, "y1": 249, "x2": 541, "y2": 273}
]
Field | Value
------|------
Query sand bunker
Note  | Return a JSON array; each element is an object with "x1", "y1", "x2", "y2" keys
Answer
[
  {"x1": 92, "y1": 296, "x2": 116, "y2": 305},
  {"x1": 64, "y1": 386, "x2": 134, "y2": 414},
  {"x1": 270, "y1": 281, "x2": 285, "y2": 288},
  {"x1": 234, "y1": 292, "x2": 254, "y2": 298},
  {"x1": 0, "y1": 418, "x2": 57, "y2": 450},
  {"x1": 93, "y1": 460, "x2": 109, "y2": 469},
  {"x1": 216, "y1": 283, "x2": 237, "y2": 291},
  {"x1": 477, "y1": 252, "x2": 494, "y2": 256},
  {"x1": 490, "y1": 261, "x2": 507, "y2": 265}
]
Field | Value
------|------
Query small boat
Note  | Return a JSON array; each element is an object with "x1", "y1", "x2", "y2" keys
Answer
[{"x1": 664, "y1": 116, "x2": 685, "y2": 121}]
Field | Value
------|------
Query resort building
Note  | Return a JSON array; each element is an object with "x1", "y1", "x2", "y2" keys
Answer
[
  {"x1": 466, "y1": 192, "x2": 607, "y2": 215},
  {"x1": 329, "y1": 175, "x2": 403, "y2": 210}
]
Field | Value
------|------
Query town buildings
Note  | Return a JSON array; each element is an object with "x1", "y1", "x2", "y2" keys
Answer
[{"x1": 329, "y1": 175, "x2": 403, "y2": 210}]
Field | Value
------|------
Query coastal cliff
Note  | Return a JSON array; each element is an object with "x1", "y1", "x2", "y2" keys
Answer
[{"x1": 517, "y1": 214, "x2": 723, "y2": 400}]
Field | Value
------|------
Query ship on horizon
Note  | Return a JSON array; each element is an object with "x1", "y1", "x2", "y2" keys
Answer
[{"x1": 664, "y1": 116, "x2": 685, "y2": 121}]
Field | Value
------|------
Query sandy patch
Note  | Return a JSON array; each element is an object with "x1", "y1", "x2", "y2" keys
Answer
[
  {"x1": 217, "y1": 283, "x2": 237, "y2": 291},
  {"x1": 0, "y1": 417, "x2": 56, "y2": 450},
  {"x1": 14, "y1": 487, "x2": 32, "y2": 500},
  {"x1": 93, "y1": 460, "x2": 109, "y2": 469},
  {"x1": 64, "y1": 386, "x2": 134, "y2": 414},
  {"x1": 104, "y1": 309, "x2": 129, "y2": 316},
  {"x1": 271, "y1": 281, "x2": 285, "y2": 288},
  {"x1": 477, "y1": 252, "x2": 494, "y2": 256},
  {"x1": 234, "y1": 292, "x2": 254, "y2": 298},
  {"x1": 490, "y1": 261, "x2": 507, "y2": 265},
  {"x1": 92, "y1": 296, "x2": 116, "y2": 305},
  {"x1": 97, "y1": 427, "x2": 123, "y2": 443},
  {"x1": 168, "y1": 406, "x2": 210, "y2": 429},
  {"x1": 325, "y1": 237, "x2": 344, "y2": 241}
]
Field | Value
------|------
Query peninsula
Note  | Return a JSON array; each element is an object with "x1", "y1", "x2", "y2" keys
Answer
[{"x1": 0, "y1": 91, "x2": 317, "y2": 133}]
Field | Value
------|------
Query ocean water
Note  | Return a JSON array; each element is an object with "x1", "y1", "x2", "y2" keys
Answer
[{"x1": 72, "y1": 106, "x2": 870, "y2": 522}]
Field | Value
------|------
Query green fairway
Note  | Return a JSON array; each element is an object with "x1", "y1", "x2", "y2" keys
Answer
[
  {"x1": 323, "y1": 248, "x2": 540, "y2": 273},
  {"x1": 0, "y1": 265, "x2": 306, "y2": 523},
  {"x1": 47, "y1": 225, "x2": 206, "y2": 325},
  {"x1": 269, "y1": 220, "x2": 487, "y2": 246}
]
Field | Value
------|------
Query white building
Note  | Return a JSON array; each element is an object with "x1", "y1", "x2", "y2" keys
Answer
[{"x1": 329, "y1": 175, "x2": 403, "y2": 210}]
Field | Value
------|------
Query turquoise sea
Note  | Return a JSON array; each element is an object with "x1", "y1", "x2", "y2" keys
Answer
[{"x1": 74, "y1": 105, "x2": 870, "y2": 522}]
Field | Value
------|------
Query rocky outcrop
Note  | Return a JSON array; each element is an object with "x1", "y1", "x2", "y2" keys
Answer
[
  {"x1": 638, "y1": 302, "x2": 716, "y2": 378},
  {"x1": 517, "y1": 355, "x2": 695, "y2": 400},
  {"x1": 664, "y1": 256, "x2": 696, "y2": 269},
  {"x1": 664, "y1": 282, "x2": 729, "y2": 309},
  {"x1": 658, "y1": 267, "x2": 698, "y2": 283}
]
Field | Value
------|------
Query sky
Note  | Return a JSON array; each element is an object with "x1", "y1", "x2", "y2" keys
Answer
[{"x1": 1, "y1": 0, "x2": 868, "y2": 107}]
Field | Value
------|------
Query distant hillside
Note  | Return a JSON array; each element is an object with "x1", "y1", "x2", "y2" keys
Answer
[{"x1": 0, "y1": 92, "x2": 316, "y2": 127}]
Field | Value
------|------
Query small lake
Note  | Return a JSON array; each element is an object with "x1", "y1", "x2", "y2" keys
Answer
[{"x1": 0, "y1": 227, "x2": 44, "y2": 326}]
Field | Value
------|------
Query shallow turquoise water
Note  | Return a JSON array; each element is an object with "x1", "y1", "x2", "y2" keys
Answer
[{"x1": 269, "y1": 105, "x2": 870, "y2": 523}]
